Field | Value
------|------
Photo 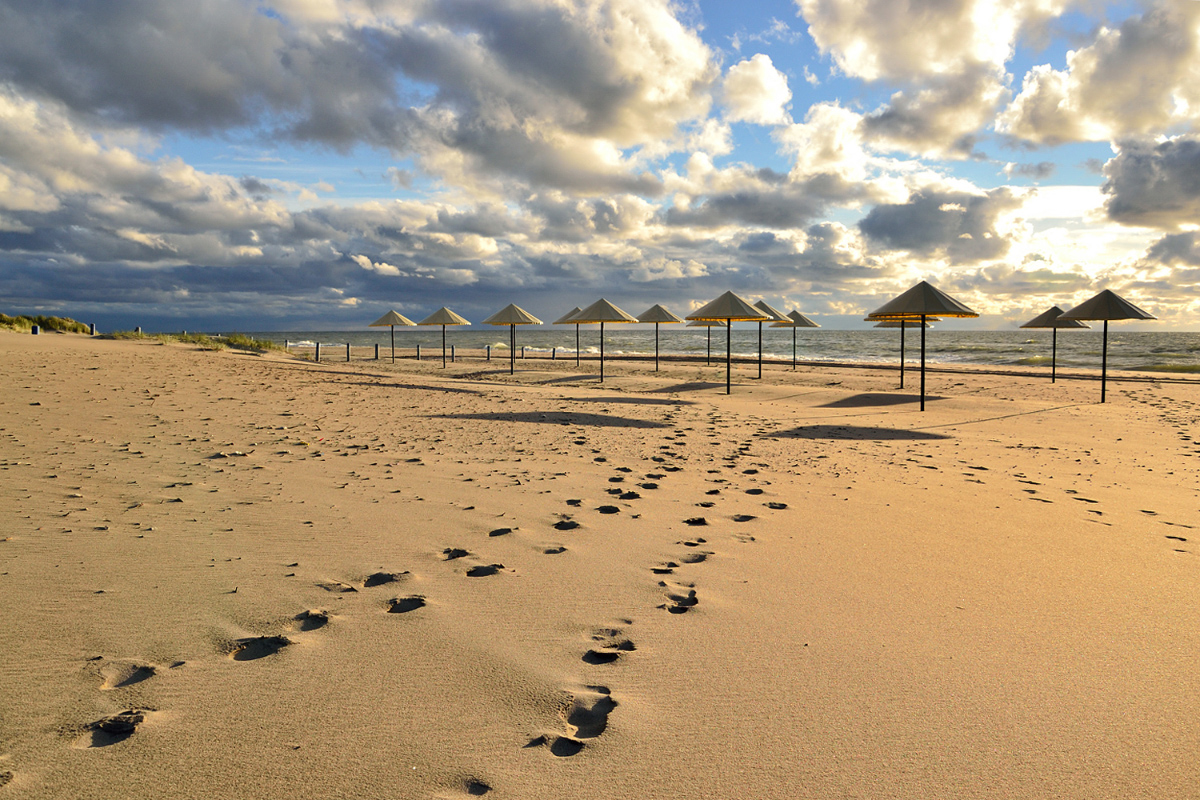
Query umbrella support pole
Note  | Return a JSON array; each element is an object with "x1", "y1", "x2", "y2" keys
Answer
[
  {"x1": 575, "y1": 324, "x2": 580, "y2": 367},
  {"x1": 510, "y1": 325, "x2": 515, "y2": 374},
  {"x1": 655, "y1": 323, "x2": 660, "y2": 371},
  {"x1": 1051, "y1": 327, "x2": 1057, "y2": 383},
  {"x1": 726, "y1": 324, "x2": 732, "y2": 395},
  {"x1": 900, "y1": 325, "x2": 906, "y2": 389},
  {"x1": 441, "y1": 325, "x2": 447, "y2": 368},
  {"x1": 919, "y1": 315, "x2": 926, "y2": 412},
  {"x1": 390, "y1": 326, "x2": 395, "y2": 363},
  {"x1": 600, "y1": 321, "x2": 605, "y2": 382},
  {"x1": 1101, "y1": 320, "x2": 1108, "y2": 403},
  {"x1": 792, "y1": 327, "x2": 797, "y2": 370},
  {"x1": 757, "y1": 322, "x2": 762, "y2": 379},
  {"x1": 706, "y1": 328, "x2": 711, "y2": 365}
]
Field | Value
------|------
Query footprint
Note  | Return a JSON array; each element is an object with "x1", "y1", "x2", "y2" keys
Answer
[
  {"x1": 564, "y1": 686, "x2": 616, "y2": 739},
  {"x1": 696, "y1": 501, "x2": 715, "y2": 508},
  {"x1": 659, "y1": 581, "x2": 698, "y2": 614},
  {"x1": 466, "y1": 564, "x2": 504, "y2": 577},
  {"x1": 294, "y1": 609, "x2": 329, "y2": 631},
  {"x1": 732, "y1": 514, "x2": 756, "y2": 523},
  {"x1": 229, "y1": 635, "x2": 291, "y2": 661},
  {"x1": 744, "y1": 488, "x2": 764, "y2": 495},
  {"x1": 765, "y1": 502, "x2": 787, "y2": 510},
  {"x1": 443, "y1": 548, "x2": 471, "y2": 560},
  {"x1": 597, "y1": 505, "x2": 619, "y2": 514},
  {"x1": 566, "y1": 499, "x2": 582, "y2": 507},
  {"x1": 651, "y1": 561, "x2": 678, "y2": 575},
  {"x1": 99, "y1": 661, "x2": 156, "y2": 691},
  {"x1": 464, "y1": 778, "x2": 492, "y2": 795},
  {"x1": 387, "y1": 596, "x2": 426, "y2": 613},
  {"x1": 684, "y1": 517, "x2": 707, "y2": 526},
  {"x1": 679, "y1": 551, "x2": 711, "y2": 564},
  {"x1": 315, "y1": 580, "x2": 357, "y2": 593},
  {"x1": 618, "y1": 491, "x2": 641, "y2": 500},
  {"x1": 583, "y1": 628, "x2": 636, "y2": 663},
  {"x1": 679, "y1": 537, "x2": 707, "y2": 547},
  {"x1": 542, "y1": 545, "x2": 567, "y2": 555},
  {"x1": 363, "y1": 571, "x2": 410, "y2": 587},
  {"x1": 639, "y1": 482, "x2": 659, "y2": 490},
  {"x1": 84, "y1": 709, "x2": 150, "y2": 747},
  {"x1": 489, "y1": 527, "x2": 514, "y2": 537},
  {"x1": 554, "y1": 520, "x2": 580, "y2": 531}
]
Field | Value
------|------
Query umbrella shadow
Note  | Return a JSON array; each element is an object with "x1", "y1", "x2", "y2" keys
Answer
[
  {"x1": 346, "y1": 380, "x2": 483, "y2": 395},
  {"x1": 769, "y1": 425, "x2": 952, "y2": 441},
  {"x1": 646, "y1": 381, "x2": 728, "y2": 394},
  {"x1": 562, "y1": 397, "x2": 693, "y2": 407},
  {"x1": 434, "y1": 412, "x2": 670, "y2": 429},
  {"x1": 818, "y1": 393, "x2": 943, "y2": 408}
]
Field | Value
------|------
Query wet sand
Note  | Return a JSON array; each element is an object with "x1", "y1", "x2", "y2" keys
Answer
[{"x1": 2, "y1": 330, "x2": 1199, "y2": 799}]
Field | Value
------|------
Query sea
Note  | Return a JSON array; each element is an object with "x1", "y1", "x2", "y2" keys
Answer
[{"x1": 228, "y1": 327, "x2": 1200, "y2": 375}]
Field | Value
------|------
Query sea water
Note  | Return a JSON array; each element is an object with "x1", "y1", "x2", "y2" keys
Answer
[{"x1": 232, "y1": 328, "x2": 1200, "y2": 375}]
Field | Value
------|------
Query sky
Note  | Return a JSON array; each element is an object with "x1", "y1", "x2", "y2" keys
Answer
[{"x1": 2, "y1": 0, "x2": 1198, "y2": 331}]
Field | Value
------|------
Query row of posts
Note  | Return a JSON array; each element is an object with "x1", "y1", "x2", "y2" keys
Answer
[{"x1": 292, "y1": 343, "x2": 546, "y2": 363}]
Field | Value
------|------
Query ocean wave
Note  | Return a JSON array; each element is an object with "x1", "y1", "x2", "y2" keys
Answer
[{"x1": 1140, "y1": 363, "x2": 1200, "y2": 374}]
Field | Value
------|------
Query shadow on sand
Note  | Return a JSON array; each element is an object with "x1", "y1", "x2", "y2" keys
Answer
[
  {"x1": 769, "y1": 425, "x2": 952, "y2": 441},
  {"x1": 434, "y1": 412, "x2": 670, "y2": 429},
  {"x1": 817, "y1": 393, "x2": 942, "y2": 408}
]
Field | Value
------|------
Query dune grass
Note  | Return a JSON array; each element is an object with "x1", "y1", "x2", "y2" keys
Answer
[
  {"x1": 0, "y1": 313, "x2": 91, "y2": 334},
  {"x1": 104, "y1": 330, "x2": 282, "y2": 353}
]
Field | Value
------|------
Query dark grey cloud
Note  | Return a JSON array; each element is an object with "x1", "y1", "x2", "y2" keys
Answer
[
  {"x1": 1006, "y1": 161, "x2": 1056, "y2": 180},
  {"x1": 858, "y1": 187, "x2": 1022, "y2": 263},
  {"x1": 664, "y1": 171, "x2": 865, "y2": 230},
  {"x1": 1144, "y1": 232, "x2": 1200, "y2": 266},
  {"x1": 1102, "y1": 137, "x2": 1200, "y2": 229}
]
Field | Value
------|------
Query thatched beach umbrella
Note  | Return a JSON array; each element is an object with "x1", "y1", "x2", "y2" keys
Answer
[
  {"x1": 686, "y1": 291, "x2": 770, "y2": 395},
  {"x1": 687, "y1": 319, "x2": 726, "y2": 365},
  {"x1": 483, "y1": 303, "x2": 543, "y2": 375},
  {"x1": 636, "y1": 304, "x2": 685, "y2": 371},
  {"x1": 1020, "y1": 306, "x2": 1089, "y2": 384},
  {"x1": 771, "y1": 310, "x2": 820, "y2": 370},
  {"x1": 871, "y1": 318, "x2": 938, "y2": 390},
  {"x1": 752, "y1": 300, "x2": 789, "y2": 379},
  {"x1": 368, "y1": 309, "x2": 416, "y2": 363},
  {"x1": 1057, "y1": 290, "x2": 1155, "y2": 402},
  {"x1": 571, "y1": 298, "x2": 639, "y2": 382},
  {"x1": 417, "y1": 307, "x2": 470, "y2": 368},
  {"x1": 553, "y1": 307, "x2": 584, "y2": 367},
  {"x1": 868, "y1": 281, "x2": 978, "y2": 410}
]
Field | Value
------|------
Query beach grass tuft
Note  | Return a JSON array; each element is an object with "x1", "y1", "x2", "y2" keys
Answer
[
  {"x1": 103, "y1": 330, "x2": 282, "y2": 353},
  {"x1": 0, "y1": 313, "x2": 91, "y2": 334}
]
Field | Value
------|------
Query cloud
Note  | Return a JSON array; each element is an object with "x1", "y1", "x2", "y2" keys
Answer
[
  {"x1": 997, "y1": 2, "x2": 1200, "y2": 144},
  {"x1": 858, "y1": 186, "x2": 1024, "y2": 263},
  {"x1": 1003, "y1": 161, "x2": 1056, "y2": 180},
  {"x1": 0, "y1": 0, "x2": 720, "y2": 194},
  {"x1": 796, "y1": 0, "x2": 1067, "y2": 82},
  {"x1": 722, "y1": 54, "x2": 792, "y2": 126},
  {"x1": 1101, "y1": 136, "x2": 1200, "y2": 229}
]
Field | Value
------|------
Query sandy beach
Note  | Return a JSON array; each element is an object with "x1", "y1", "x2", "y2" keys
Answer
[{"x1": 2, "y1": 330, "x2": 1199, "y2": 799}]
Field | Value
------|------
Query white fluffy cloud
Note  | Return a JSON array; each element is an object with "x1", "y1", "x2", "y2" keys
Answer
[
  {"x1": 722, "y1": 54, "x2": 792, "y2": 126},
  {"x1": 998, "y1": 2, "x2": 1200, "y2": 144}
]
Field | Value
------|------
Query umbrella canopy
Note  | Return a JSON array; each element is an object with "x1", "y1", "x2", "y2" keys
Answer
[
  {"x1": 368, "y1": 310, "x2": 416, "y2": 363},
  {"x1": 571, "y1": 298, "x2": 638, "y2": 382},
  {"x1": 417, "y1": 307, "x2": 471, "y2": 368},
  {"x1": 553, "y1": 306, "x2": 584, "y2": 366},
  {"x1": 686, "y1": 291, "x2": 770, "y2": 394},
  {"x1": 636, "y1": 304, "x2": 685, "y2": 372},
  {"x1": 686, "y1": 319, "x2": 726, "y2": 365},
  {"x1": 772, "y1": 309, "x2": 821, "y2": 370},
  {"x1": 868, "y1": 281, "x2": 978, "y2": 410},
  {"x1": 1020, "y1": 306, "x2": 1090, "y2": 384},
  {"x1": 1058, "y1": 290, "x2": 1155, "y2": 402},
  {"x1": 752, "y1": 300, "x2": 789, "y2": 379},
  {"x1": 483, "y1": 303, "x2": 543, "y2": 375},
  {"x1": 872, "y1": 318, "x2": 939, "y2": 389}
]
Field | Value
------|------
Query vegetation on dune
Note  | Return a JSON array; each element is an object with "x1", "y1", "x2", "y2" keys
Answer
[
  {"x1": 0, "y1": 313, "x2": 91, "y2": 333},
  {"x1": 102, "y1": 330, "x2": 282, "y2": 353}
]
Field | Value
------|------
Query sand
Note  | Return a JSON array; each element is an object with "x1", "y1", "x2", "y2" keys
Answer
[{"x1": 2, "y1": 330, "x2": 1199, "y2": 799}]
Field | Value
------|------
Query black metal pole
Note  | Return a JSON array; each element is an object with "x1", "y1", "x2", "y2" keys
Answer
[
  {"x1": 792, "y1": 326, "x2": 797, "y2": 370},
  {"x1": 706, "y1": 327, "x2": 711, "y2": 364},
  {"x1": 441, "y1": 324, "x2": 447, "y2": 368},
  {"x1": 757, "y1": 321, "x2": 763, "y2": 379},
  {"x1": 390, "y1": 325, "x2": 395, "y2": 363},
  {"x1": 1051, "y1": 327, "x2": 1057, "y2": 383},
  {"x1": 575, "y1": 324, "x2": 580, "y2": 367},
  {"x1": 510, "y1": 325, "x2": 515, "y2": 374},
  {"x1": 726, "y1": 321, "x2": 732, "y2": 395},
  {"x1": 920, "y1": 315, "x2": 926, "y2": 411},
  {"x1": 900, "y1": 323, "x2": 906, "y2": 389},
  {"x1": 600, "y1": 321, "x2": 605, "y2": 382},
  {"x1": 657, "y1": 321, "x2": 667, "y2": 371},
  {"x1": 1101, "y1": 320, "x2": 1108, "y2": 403}
]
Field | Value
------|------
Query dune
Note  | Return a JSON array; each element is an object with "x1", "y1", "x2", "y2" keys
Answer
[{"x1": 1, "y1": 329, "x2": 1198, "y2": 798}]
